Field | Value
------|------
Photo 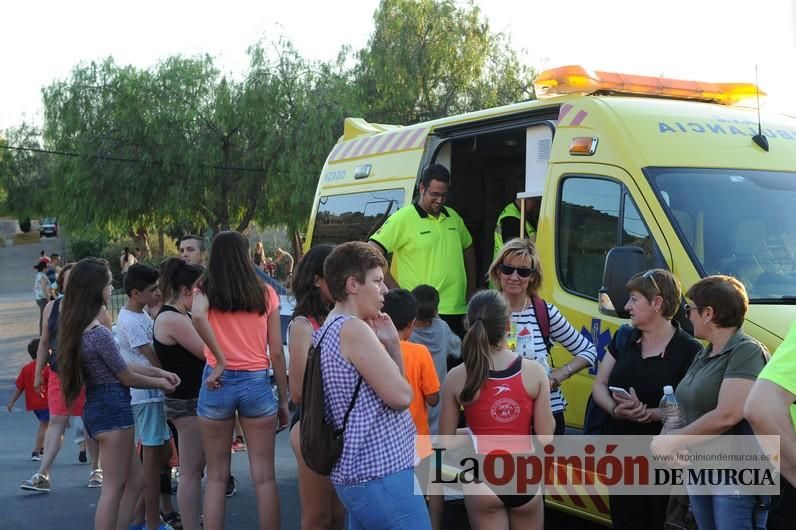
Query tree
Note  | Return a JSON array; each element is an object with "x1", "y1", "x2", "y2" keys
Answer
[
  {"x1": 356, "y1": 0, "x2": 536, "y2": 124},
  {"x1": 40, "y1": 51, "x2": 301, "y2": 240},
  {"x1": 0, "y1": 123, "x2": 52, "y2": 220}
]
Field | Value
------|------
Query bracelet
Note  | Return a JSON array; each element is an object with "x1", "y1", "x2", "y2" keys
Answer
[{"x1": 565, "y1": 364, "x2": 573, "y2": 378}]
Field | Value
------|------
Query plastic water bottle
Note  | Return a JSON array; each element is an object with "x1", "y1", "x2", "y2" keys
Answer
[{"x1": 659, "y1": 385, "x2": 685, "y2": 433}]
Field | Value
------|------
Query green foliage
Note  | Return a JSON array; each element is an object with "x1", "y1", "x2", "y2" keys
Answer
[
  {"x1": 0, "y1": 123, "x2": 53, "y2": 220},
  {"x1": 68, "y1": 235, "x2": 108, "y2": 261},
  {"x1": 356, "y1": 0, "x2": 535, "y2": 124},
  {"x1": 10, "y1": 2, "x2": 536, "y2": 244}
]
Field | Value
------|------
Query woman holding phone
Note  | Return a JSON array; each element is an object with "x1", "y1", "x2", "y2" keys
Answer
[{"x1": 591, "y1": 269, "x2": 701, "y2": 530}]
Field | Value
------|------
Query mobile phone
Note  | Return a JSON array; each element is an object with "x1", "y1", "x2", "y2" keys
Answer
[{"x1": 609, "y1": 386, "x2": 631, "y2": 399}]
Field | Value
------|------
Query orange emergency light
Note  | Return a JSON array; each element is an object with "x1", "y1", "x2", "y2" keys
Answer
[{"x1": 534, "y1": 65, "x2": 764, "y2": 106}]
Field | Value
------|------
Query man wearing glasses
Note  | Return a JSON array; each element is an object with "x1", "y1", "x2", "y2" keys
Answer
[{"x1": 370, "y1": 164, "x2": 475, "y2": 337}]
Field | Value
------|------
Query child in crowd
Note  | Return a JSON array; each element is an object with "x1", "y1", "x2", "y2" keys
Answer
[
  {"x1": 7, "y1": 338, "x2": 50, "y2": 461},
  {"x1": 382, "y1": 288, "x2": 443, "y2": 529},
  {"x1": 409, "y1": 284, "x2": 461, "y2": 434},
  {"x1": 117, "y1": 264, "x2": 173, "y2": 530}
]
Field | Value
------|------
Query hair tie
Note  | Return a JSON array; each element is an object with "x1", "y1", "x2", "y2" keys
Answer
[{"x1": 472, "y1": 317, "x2": 484, "y2": 325}]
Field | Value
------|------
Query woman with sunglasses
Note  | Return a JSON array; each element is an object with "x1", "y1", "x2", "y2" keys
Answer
[
  {"x1": 593, "y1": 268, "x2": 701, "y2": 530},
  {"x1": 651, "y1": 275, "x2": 769, "y2": 530},
  {"x1": 488, "y1": 239, "x2": 597, "y2": 435}
]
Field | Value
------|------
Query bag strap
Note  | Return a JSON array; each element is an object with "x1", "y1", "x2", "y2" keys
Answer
[
  {"x1": 336, "y1": 376, "x2": 363, "y2": 436},
  {"x1": 316, "y1": 316, "x2": 363, "y2": 436},
  {"x1": 531, "y1": 295, "x2": 552, "y2": 352}
]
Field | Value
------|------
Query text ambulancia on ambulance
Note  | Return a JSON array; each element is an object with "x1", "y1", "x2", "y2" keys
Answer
[{"x1": 303, "y1": 65, "x2": 796, "y2": 525}]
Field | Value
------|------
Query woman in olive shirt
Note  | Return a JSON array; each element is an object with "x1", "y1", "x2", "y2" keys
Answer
[{"x1": 652, "y1": 275, "x2": 769, "y2": 530}]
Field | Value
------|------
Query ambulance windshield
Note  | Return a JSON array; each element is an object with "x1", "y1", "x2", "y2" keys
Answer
[{"x1": 649, "y1": 168, "x2": 796, "y2": 301}]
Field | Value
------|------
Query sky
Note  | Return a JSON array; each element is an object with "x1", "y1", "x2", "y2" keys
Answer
[{"x1": 2, "y1": 0, "x2": 795, "y2": 130}]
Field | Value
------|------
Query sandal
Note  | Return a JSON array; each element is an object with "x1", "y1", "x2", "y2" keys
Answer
[{"x1": 161, "y1": 511, "x2": 183, "y2": 530}]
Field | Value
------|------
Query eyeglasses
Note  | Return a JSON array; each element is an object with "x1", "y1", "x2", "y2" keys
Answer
[
  {"x1": 499, "y1": 264, "x2": 535, "y2": 278},
  {"x1": 642, "y1": 270, "x2": 661, "y2": 294},
  {"x1": 425, "y1": 190, "x2": 450, "y2": 200},
  {"x1": 684, "y1": 303, "x2": 701, "y2": 314}
]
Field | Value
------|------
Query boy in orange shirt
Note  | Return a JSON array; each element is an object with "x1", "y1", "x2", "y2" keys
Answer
[
  {"x1": 382, "y1": 289, "x2": 443, "y2": 529},
  {"x1": 7, "y1": 338, "x2": 50, "y2": 461}
]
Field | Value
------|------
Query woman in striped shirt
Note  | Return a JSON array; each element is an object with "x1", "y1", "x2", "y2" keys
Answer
[{"x1": 488, "y1": 239, "x2": 597, "y2": 434}]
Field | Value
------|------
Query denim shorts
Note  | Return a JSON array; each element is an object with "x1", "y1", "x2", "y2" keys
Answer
[
  {"x1": 83, "y1": 384, "x2": 134, "y2": 439},
  {"x1": 197, "y1": 365, "x2": 277, "y2": 421},
  {"x1": 132, "y1": 401, "x2": 172, "y2": 446}
]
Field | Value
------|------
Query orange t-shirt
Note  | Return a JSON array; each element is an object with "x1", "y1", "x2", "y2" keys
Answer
[
  {"x1": 205, "y1": 285, "x2": 280, "y2": 371},
  {"x1": 401, "y1": 340, "x2": 441, "y2": 457}
]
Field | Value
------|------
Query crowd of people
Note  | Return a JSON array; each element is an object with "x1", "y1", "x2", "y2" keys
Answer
[{"x1": 10, "y1": 165, "x2": 795, "y2": 530}]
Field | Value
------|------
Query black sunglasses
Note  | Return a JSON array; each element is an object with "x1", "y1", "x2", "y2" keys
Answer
[{"x1": 499, "y1": 264, "x2": 535, "y2": 278}]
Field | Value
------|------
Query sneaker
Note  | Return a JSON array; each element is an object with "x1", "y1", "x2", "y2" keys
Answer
[
  {"x1": 225, "y1": 475, "x2": 236, "y2": 497},
  {"x1": 20, "y1": 473, "x2": 50, "y2": 492},
  {"x1": 145, "y1": 524, "x2": 175, "y2": 530},
  {"x1": 31, "y1": 451, "x2": 41, "y2": 461},
  {"x1": 88, "y1": 469, "x2": 103, "y2": 488},
  {"x1": 231, "y1": 436, "x2": 247, "y2": 452},
  {"x1": 78, "y1": 449, "x2": 87, "y2": 464}
]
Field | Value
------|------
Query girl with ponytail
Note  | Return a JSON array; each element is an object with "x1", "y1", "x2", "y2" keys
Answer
[
  {"x1": 154, "y1": 257, "x2": 206, "y2": 530},
  {"x1": 439, "y1": 290, "x2": 555, "y2": 530}
]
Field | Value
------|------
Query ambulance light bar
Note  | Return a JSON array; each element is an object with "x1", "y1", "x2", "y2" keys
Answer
[{"x1": 534, "y1": 65, "x2": 764, "y2": 106}]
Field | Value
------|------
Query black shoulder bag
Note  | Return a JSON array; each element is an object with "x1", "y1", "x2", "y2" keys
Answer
[{"x1": 299, "y1": 317, "x2": 363, "y2": 476}]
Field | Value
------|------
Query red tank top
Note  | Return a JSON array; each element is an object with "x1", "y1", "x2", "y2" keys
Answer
[{"x1": 463, "y1": 356, "x2": 534, "y2": 438}]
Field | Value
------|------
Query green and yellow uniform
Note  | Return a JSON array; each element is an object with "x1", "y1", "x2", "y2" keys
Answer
[
  {"x1": 758, "y1": 321, "x2": 796, "y2": 429},
  {"x1": 371, "y1": 203, "x2": 472, "y2": 315},
  {"x1": 493, "y1": 202, "x2": 535, "y2": 257}
]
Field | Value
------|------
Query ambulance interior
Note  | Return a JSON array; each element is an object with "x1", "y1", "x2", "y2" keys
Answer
[
  {"x1": 651, "y1": 168, "x2": 796, "y2": 301},
  {"x1": 433, "y1": 127, "x2": 532, "y2": 287}
]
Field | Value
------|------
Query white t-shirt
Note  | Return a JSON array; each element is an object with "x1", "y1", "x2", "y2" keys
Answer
[{"x1": 116, "y1": 307, "x2": 162, "y2": 404}]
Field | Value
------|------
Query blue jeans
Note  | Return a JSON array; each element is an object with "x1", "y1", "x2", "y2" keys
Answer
[
  {"x1": 197, "y1": 365, "x2": 277, "y2": 420},
  {"x1": 689, "y1": 494, "x2": 769, "y2": 530},
  {"x1": 334, "y1": 468, "x2": 431, "y2": 530}
]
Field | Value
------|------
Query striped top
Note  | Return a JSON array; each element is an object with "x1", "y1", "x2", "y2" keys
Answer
[
  {"x1": 508, "y1": 302, "x2": 596, "y2": 413},
  {"x1": 318, "y1": 316, "x2": 416, "y2": 485}
]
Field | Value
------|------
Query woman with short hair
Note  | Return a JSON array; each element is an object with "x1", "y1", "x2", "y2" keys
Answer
[
  {"x1": 652, "y1": 275, "x2": 770, "y2": 530},
  {"x1": 593, "y1": 268, "x2": 702, "y2": 530},
  {"x1": 309, "y1": 241, "x2": 429, "y2": 528}
]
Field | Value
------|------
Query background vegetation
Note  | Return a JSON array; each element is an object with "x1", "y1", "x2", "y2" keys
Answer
[{"x1": 0, "y1": 0, "x2": 535, "y2": 257}]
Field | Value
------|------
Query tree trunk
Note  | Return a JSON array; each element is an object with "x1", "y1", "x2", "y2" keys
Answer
[
  {"x1": 291, "y1": 227, "x2": 304, "y2": 261},
  {"x1": 157, "y1": 230, "x2": 165, "y2": 256}
]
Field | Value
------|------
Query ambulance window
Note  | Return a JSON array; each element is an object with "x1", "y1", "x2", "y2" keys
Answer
[
  {"x1": 558, "y1": 178, "x2": 622, "y2": 298},
  {"x1": 311, "y1": 189, "x2": 404, "y2": 246},
  {"x1": 621, "y1": 192, "x2": 663, "y2": 270}
]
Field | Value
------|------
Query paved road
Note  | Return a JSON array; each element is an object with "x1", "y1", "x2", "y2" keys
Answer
[{"x1": 0, "y1": 236, "x2": 605, "y2": 529}]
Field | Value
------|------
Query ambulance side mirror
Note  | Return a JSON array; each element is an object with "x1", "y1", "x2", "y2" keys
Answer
[{"x1": 598, "y1": 246, "x2": 646, "y2": 319}]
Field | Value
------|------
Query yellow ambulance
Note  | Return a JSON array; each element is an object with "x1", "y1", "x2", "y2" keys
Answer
[{"x1": 303, "y1": 65, "x2": 796, "y2": 524}]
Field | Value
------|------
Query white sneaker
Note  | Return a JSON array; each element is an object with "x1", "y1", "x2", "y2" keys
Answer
[{"x1": 88, "y1": 469, "x2": 103, "y2": 488}]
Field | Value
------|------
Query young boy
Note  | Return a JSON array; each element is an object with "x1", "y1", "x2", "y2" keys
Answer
[
  {"x1": 7, "y1": 338, "x2": 49, "y2": 461},
  {"x1": 117, "y1": 264, "x2": 172, "y2": 530},
  {"x1": 382, "y1": 288, "x2": 443, "y2": 529},
  {"x1": 409, "y1": 284, "x2": 462, "y2": 435}
]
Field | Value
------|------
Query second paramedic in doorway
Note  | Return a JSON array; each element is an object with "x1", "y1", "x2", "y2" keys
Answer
[
  {"x1": 493, "y1": 195, "x2": 541, "y2": 259},
  {"x1": 370, "y1": 164, "x2": 475, "y2": 337}
]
